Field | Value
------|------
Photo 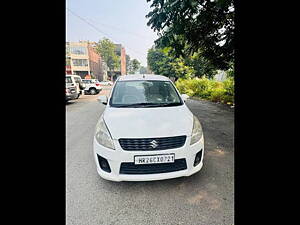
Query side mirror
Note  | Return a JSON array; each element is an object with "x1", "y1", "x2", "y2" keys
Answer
[
  {"x1": 97, "y1": 95, "x2": 108, "y2": 105},
  {"x1": 181, "y1": 94, "x2": 189, "y2": 102}
]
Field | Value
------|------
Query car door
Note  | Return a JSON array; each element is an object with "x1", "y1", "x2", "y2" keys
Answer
[
  {"x1": 83, "y1": 80, "x2": 91, "y2": 90},
  {"x1": 66, "y1": 76, "x2": 74, "y2": 89},
  {"x1": 74, "y1": 77, "x2": 83, "y2": 92}
]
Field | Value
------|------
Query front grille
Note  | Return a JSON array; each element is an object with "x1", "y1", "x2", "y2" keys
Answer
[
  {"x1": 119, "y1": 135, "x2": 187, "y2": 151},
  {"x1": 119, "y1": 158, "x2": 187, "y2": 175}
]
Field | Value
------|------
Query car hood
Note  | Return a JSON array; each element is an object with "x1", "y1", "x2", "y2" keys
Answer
[{"x1": 103, "y1": 105, "x2": 194, "y2": 139}]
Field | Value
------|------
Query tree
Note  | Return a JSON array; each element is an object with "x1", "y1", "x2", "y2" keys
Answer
[
  {"x1": 131, "y1": 59, "x2": 141, "y2": 73},
  {"x1": 147, "y1": 47, "x2": 176, "y2": 77},
  {"x1": 185, "y1": 51, "x2": 218, "y2": 79},
  {"x1": 147, "y1": 46, "x2": 218, "y2": 80},
  {"x1": 128, "y1": 59, "x2": 141, "y2": 74},
  {"x1": 146, "y1": 0, "x2": 234, "y2": 70},
  {"x1": 225, "y1": 61, "x2": 234, "y2": 77},
  {"x1": 139, "y1": 66, "x2": 148, "y2": 74},
  {"x1": 170, "y1": 58, "x2": 195, "y2": 80},
  {"x1": 96, "y1": 38, "x2": 120, "y2": 71}
]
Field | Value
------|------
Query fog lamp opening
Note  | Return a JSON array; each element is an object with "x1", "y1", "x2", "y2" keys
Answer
[
  {"x1": 97, "y1": 154, "x2": 111, "y2": 173},
  {"x1": 193, "y1": 149, "x2": 203, "y2": 167}
]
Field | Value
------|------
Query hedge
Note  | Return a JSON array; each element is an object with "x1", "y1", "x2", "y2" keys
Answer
[{"x1": 175, "y1": 77, "x2": 234, "y2": 105}]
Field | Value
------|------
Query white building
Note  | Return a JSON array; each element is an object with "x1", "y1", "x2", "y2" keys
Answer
[{"x1": 214, "y1": 70, "x2": 227, "y2": 81}]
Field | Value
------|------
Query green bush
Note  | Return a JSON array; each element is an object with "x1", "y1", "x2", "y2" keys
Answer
[
  {"x1": 209, "y1": 88, "x2": 226, "y2": 102},
  {"x1": 223, "y1": 77, "x2": 234, "y2": 96},
  {"x1": 175, "y1": 77, "x2": 234, "y2": 105}
]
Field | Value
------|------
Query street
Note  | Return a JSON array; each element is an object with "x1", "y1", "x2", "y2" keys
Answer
[{"x1": 66, "y1": 87, "x2": 234, "y2": 225}]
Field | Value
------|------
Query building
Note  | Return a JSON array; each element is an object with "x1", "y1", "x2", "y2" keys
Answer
[
  {"x1": 66, "y1": 41, "x2": 107, "y2": 81},
  {"x1": 214, "y1": 70, "x2": 227, "y2": 81},
  {"x1": 87, "y1": 42, "x2": 102, "y2": 80},
  {"x1": 114, "y1": 44, "x2": 126, "y2": 75}
]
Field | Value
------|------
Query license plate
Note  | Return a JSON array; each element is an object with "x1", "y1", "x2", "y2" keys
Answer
[{"x1": 134, "y1": 154, "x2": 175, "y2": 165}]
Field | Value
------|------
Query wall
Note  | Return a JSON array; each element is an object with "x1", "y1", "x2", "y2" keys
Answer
[
  {"x1": 121, "y1": 47, "x2": 126, "y2": 75},
  {"x1": 88, "y1": 45, "x2": 102, "y2": 80}
]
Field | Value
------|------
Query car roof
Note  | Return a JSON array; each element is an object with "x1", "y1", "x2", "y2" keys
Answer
[
  {"x1": 118, "y1": 74, "x2": 170, "y2": 81},
  {"x1": 66, "y1": 75, "x2": 81, "y2": 78}
]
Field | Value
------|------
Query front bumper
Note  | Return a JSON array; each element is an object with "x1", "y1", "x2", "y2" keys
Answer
[
  {"x1": 93, "y1": 135, "x2": 204, "y2": 182},
  {"x1": 65, "y1": 93, "x2": 77, "y2": 101}
]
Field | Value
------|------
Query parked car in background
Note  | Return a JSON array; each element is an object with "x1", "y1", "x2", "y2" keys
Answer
[
  {"x1": 91, "y1": 79, "x2": 100, "y2": 83},
  {"x1": 65, "y1": 87, "x2": 77, "y2": 102},
  {"x1": 66, "y1": 75, "x2": 85, "y2": 99},
  {"x1": 82, "y1": 79, "x2": 102, "y2": 95},
  {"x1": 93, "y1": 74, "x2": 204, "y2": 182},
  {"x1": 98, "y1": 81, "x2": 113, "y2": 86}
]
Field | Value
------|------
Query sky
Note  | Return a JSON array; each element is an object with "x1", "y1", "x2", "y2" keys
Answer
[{"x1": 66, "y1": 0, "x2": 159, "y2": 66}]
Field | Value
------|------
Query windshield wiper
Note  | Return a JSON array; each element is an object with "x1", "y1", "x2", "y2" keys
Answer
[
  {"x1": 115, "y1": 102, "x2": 182, "y2": 108},
  {"x1": 115, "y1": 103, "x2": 158, "y2": 108},
  {"x1": 158, "y1": 102, "x2": 182, "y2": 107}
]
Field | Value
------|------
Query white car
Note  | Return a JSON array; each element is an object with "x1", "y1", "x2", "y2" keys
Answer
[
  {"x1": 66, "y1": 75, "x2": 85, "y2": 99},
  {"x1": 82, "y1": 79, "x2": 102, "y2": 95},
  {"x1": 98, "y1": 81, "x2": 113, "y2": 86},
  {"x1": 93, "y1": 74, "x2": 204, "y2": 182}
]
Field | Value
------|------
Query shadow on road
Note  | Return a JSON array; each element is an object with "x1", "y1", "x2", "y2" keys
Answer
[
  {"x1": 97, "y1": 166, "x2": 206, "y2": 191},
  {"x1": 66, "y1": 101, "x2": 76, "y2": 105}
]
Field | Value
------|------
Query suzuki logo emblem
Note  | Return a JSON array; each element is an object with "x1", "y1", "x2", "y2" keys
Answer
[{"x1": 149, "y1": 140, "x2": 158, "y2": 148}]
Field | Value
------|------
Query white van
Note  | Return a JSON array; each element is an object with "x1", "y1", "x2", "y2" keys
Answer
[{"x1": 66, "y1": 75, "x2": 85, "y2": 99}]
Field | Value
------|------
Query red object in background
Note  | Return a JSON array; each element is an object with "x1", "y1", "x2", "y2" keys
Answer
[
  {"x1": 85, "y1": 74, "x2": 91, "y2": 79},
  {"x1": 96, "y1": 83, "x2": 100, "y2": 86},
  {"x1": 65, "y1": 65, "x2": 72, "y2": 75}
]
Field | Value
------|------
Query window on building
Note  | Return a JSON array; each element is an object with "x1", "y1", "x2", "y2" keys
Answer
[
  {"x1": 66, "y1": 57, "x2": 71, "y2": 66},
  {"x1": 70, "y1": 46, "x2": 87, "y2": 55},
  {"x1": 72, "y1": 59, "x2": 88, "y2": 67}
]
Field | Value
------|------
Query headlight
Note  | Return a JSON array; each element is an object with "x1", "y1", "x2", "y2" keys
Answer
[
  {"x1": 95, "y1": 117, "x2": 115, "y2": 149},
  {"x1": 190, "y1": 116, "x2": 203, "y2": 145}
]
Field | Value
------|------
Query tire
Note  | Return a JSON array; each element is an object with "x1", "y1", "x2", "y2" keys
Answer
[{"x1": 89, "y1": 88, "x2": 97, "y2": 95}]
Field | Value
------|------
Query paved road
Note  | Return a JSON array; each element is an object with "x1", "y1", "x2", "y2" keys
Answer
[{"x1": 66, "y1": 88, "x2": 234, "y2": 225}]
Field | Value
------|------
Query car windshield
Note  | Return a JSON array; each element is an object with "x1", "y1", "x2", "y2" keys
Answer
[
  {"x1": 66, "y1": 77, "x2": 72, "y2": 83},
  {"x1": 110, "y1": 80, "x2": 183, "y2": 108}
]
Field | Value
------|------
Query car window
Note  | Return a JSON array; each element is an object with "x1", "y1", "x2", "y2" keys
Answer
[
  {"x1": 66, "y1": 77, "x2": 72, "y2": 83},
  {"x1": 110, "y1": 80, "x2": 183, "y2": 107},
  {"x1": 74, "y1": 77, "x2": 81, "y2": 83}
]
